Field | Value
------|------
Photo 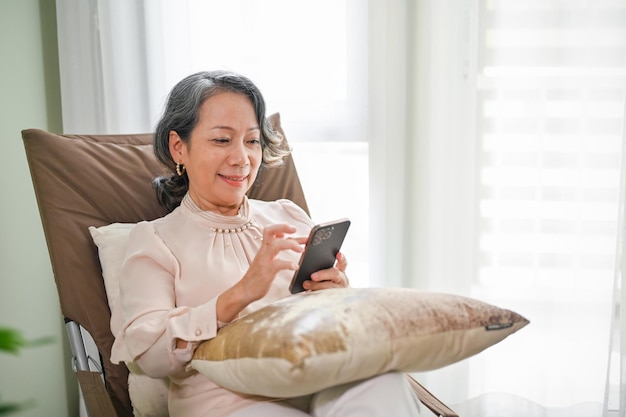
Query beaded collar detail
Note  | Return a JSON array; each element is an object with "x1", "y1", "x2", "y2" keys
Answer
[{"x1": 182, "y1": 194, "x2": 256, "y2": 234}]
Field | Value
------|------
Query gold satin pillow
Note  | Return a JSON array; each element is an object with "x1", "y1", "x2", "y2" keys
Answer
[{"x1": 191, "y1": 287, "x2": 529, "y2": 398}]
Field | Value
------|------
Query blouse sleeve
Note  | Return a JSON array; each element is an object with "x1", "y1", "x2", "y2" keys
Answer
[
  {"x1": 110, "y1": 222, "x2": 219, "y2": 378},
  {"x1": 276, "y1": 199, "x2": 315, "y2": 227}
]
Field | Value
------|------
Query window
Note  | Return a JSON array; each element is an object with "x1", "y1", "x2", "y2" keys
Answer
[
  {"x1": 186, "y1": 0, "x2": 371, "y2": 286},
  {"x1": 472, "y1": 0, "x2": 625, "y2": 406}
]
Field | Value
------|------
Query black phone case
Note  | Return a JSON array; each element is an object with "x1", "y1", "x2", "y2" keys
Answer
[{"x1": 289, "y1": 218, "x2": 351, "y2": 294}]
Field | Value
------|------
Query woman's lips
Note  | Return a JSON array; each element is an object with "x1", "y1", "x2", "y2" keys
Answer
[{"x1": 219, "y1": 174, "x2": 248, "y2": 187}]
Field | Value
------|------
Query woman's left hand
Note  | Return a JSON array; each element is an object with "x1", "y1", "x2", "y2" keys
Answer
[{"x1": 302, "y1": 252, "x2": 349, "y2": 291}]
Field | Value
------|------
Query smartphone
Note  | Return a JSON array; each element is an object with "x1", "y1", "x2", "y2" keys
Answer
[{"x1": 289, "y1": 218, "x2": 351, "y2": 294}]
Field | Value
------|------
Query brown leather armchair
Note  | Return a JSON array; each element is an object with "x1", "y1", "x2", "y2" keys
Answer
[{"x1": 21, "y1": 113, "x2": 457, "y2": 417}]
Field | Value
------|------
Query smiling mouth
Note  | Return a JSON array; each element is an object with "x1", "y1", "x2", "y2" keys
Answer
[{"x1": 219, "y1": 174, "x2": 248, "y2": 182}]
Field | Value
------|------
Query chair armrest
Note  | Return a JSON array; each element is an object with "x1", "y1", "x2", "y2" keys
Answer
[
  {"x1": 406, "y1": 374, "x2": 459, "y2": 417},
  {"x1": 76, "y1": 371, "x2": 119, "y2": 417}
]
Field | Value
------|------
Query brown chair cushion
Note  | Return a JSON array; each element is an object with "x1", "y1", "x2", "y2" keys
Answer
[{"x1": 21, "y1": 113, "x2": 308, "y2": 417}]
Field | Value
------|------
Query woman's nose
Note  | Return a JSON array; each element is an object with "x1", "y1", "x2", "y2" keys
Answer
[{"x1": 229, "y1": 142, "x2": 249, "y2": 166}]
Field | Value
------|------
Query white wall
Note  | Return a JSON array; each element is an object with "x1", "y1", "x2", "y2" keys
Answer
[{"x1": 0, "y1": 0, "x2": 76, "y2": 416}]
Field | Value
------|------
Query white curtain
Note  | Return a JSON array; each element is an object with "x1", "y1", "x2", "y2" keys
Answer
[
  {"x1": 373, "y1": 1, "x2": 624, "y2": 415},
  {"x1": 55, "y1": 1, "x2": 625, "y2": 416},
  {"x1": 405, "y1": 1, "x2": 624, "y2": 416},
  {"x1": 56, "y1": 0, "x2": 190, "y2": 133}
]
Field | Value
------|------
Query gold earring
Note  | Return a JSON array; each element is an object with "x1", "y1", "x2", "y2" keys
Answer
[{"x1": 176, "y1": 162, "x2": 185, "y2": 176}]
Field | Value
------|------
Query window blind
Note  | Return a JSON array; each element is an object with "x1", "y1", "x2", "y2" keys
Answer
[{"x1": 473, "y1": 0, "x2": 626, "y2": 408}]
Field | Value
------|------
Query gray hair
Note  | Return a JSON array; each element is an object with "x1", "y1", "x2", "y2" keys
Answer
[{"x1": 152, "y1": 70, "x2": 289, "y2": 212}]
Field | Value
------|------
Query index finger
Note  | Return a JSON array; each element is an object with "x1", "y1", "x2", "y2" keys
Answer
[{"x1": 263, "y1": 223, "x2": 297, "y2": 239}]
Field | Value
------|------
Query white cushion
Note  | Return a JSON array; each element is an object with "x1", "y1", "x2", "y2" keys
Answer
[
  {"x1": 89, "y1": 223, "x2": 170, "y2": 417},
  {"x1": 89, "y1": 223, "x2": 135, "y2": 311}
]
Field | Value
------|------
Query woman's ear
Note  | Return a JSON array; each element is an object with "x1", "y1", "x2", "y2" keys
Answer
[{"x1": 169, "y1": 131, "x2": 184, "y2": 163}]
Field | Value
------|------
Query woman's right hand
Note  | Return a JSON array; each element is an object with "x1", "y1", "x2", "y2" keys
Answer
[{"x1": 216, "y1": 224, "x2": 305, "y2": 323}]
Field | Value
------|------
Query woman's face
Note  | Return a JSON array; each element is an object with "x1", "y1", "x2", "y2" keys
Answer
[{"x1": 169, "y1": 92, "x2": 262, "y2": 215}]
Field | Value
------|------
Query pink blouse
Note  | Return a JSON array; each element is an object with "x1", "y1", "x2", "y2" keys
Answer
[{"x1": 110, "y1": 194, "x2": 314, "y2": 417}]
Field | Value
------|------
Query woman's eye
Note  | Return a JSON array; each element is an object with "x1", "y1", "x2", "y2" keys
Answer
[
  {"x1": 248, "y1": 138, "x2": 261, "y2": 145},
  {"x1": 212, "y1": 138, "x2": 230, "y2": 144}
]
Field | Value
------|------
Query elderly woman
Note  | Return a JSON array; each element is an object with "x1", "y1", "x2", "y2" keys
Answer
[{"x1": 111, "y1": 70, "x2": 422, "y2": 417}]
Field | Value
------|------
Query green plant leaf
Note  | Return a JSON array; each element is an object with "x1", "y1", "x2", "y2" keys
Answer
[
  {"x1": 23, "y1": 336, "x2": 56, "y2": 348},
  {"x1": 0, "y1": 399, "x2": 35, "y2": 415},
  {"x1": 0, "y1": 328, "x2": 55, "y2": 355},
  {"x1": 0, "y1": 328, "x2": 52, "y2": 415},
  {"x1": 0, "y1": 328, "x2": 26, "y2": 355}
]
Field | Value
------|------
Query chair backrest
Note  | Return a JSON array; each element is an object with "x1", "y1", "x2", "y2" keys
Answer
[{"x1": 21, "y1": 113, "x2": 308, "y2": 417}]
